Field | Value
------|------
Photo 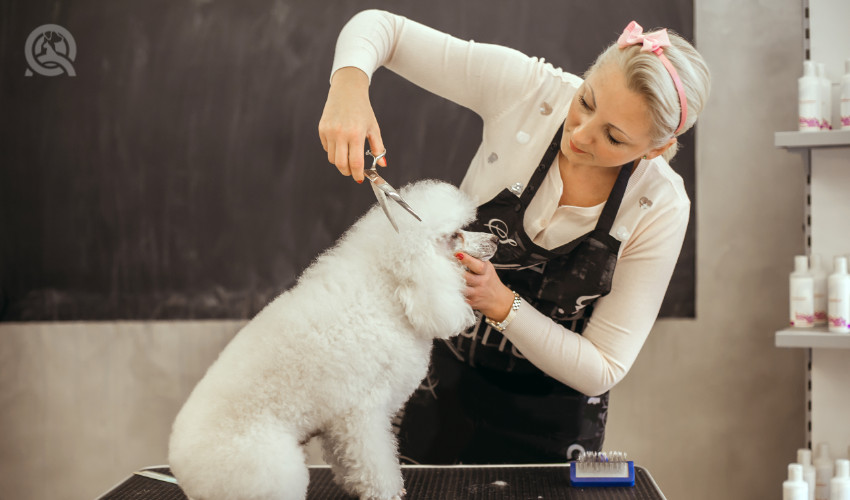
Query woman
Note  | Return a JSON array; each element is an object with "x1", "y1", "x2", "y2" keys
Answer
[{"x1": 318, "y1": 10, "x2": 710, "y2": 464}]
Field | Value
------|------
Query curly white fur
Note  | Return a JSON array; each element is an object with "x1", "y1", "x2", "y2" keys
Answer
[{"x1": 168, "y1": 180, "x2": 494, "y2": 500}]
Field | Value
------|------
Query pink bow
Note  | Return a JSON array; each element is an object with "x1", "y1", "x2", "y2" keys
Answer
[
  {"x1": 615, "y1": 20, "x2": 688, "y2": 136},
  {"x1": 617, "y1": 21, "x2": 671, "y2": 54}
]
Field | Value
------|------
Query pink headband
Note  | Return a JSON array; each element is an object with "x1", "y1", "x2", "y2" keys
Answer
[{"x1": 617, "y1": 20, "x2": 688, "y2": 136}]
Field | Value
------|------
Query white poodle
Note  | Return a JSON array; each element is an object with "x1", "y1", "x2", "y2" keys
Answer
[{"x1": 168, "y1": 180, "x2": 498, "y2": 500}]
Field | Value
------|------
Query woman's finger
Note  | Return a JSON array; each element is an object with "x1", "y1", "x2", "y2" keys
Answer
[
  {"x1": 334, "y1": 142, "x2": 351, "y2": 178},
  {"x1": 367, "y1": 131, "x2": 387, "y2": 167},
  {"x1": 348, "y1": 139, "x2": 366, "y2": 183},
  {"x1": 457, "y1": 253, "x2": 486, "y2": 275}
]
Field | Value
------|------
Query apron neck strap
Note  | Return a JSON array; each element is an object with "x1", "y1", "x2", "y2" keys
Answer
[
  {"x1": 595, "y1": 162, "x2": 632, "y2": 232},
  {"x1": 519, "y1": 126, "x2": 564, "y2": 205}
]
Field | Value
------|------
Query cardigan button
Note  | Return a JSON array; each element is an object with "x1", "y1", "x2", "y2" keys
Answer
[
  {"x1": 515, "y1": 131, "x2": 530, "y2": 144},
  {"x1": 514, "y1": 203, "x2": 522, "y2": 212}
]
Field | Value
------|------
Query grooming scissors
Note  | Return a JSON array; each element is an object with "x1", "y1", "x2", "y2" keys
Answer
[{"x1": 364, "y1": 149, "x2": 422, "y2": 232}]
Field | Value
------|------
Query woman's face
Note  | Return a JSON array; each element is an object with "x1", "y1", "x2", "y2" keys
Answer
[{"x1": 561, "y1": 61, "x2": 670, "y2": 168}]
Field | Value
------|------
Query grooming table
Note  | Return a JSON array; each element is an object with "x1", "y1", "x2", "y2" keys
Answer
[{"x1": 98, "y1": 464, "x2": 666, "y2": 499}]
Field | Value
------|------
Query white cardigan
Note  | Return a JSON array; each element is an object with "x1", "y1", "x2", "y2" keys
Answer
[{"x1": 331, "y1": 10, "x2": 690, "y2": 396}]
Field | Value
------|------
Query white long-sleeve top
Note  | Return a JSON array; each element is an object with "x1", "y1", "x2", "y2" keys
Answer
[{"x1": 331, "y1": 10, "x2": 690, "y2": 396}]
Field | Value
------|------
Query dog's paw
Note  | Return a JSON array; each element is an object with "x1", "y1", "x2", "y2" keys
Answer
[{"x1": 362, "y1": 488, "x2": 406, "y2": 500}]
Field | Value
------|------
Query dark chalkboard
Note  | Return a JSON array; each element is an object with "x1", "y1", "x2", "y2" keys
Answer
[{"x1": 0, "y1": 0, "x2": 695, "y2": 321}]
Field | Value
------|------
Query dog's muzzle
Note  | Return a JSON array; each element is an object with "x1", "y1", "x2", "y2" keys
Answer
[{"x1": 458, "y1": 230, "x2": 498, "y2": 261}]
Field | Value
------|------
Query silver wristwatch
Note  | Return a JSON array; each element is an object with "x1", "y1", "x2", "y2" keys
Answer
[{"x1": 485, "y1": 291, "x2": 522, "y2": 332}]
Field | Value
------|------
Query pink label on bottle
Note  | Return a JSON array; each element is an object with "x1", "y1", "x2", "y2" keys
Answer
[
  {"x1": 799, "y1": 117, "x2": 820, "y2": 129},
  {"x1": 828, "y1": 317, "x2": 848, "y2": 328},
  {"x1": 842, "y1": 116, "x2": 850, "y2": 127},
  {"x1": 795, "y1": 312, "x2": 815, "y2": 326}
]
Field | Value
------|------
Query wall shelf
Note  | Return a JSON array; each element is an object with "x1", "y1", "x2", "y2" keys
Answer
[
  {"x1": 775, "y1": 130, "x2": 850, "y2": 149},
  {"x1": 775, "y1": 327, "x2": 850, "y2": 349}
]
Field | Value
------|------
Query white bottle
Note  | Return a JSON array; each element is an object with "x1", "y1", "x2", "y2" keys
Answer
[
  {"x1": 840, "y1": 59, "x2": 850, "y2": 130},
  {"x1": 817, "y1": 63, "x2": 832, "y2": 130},
  {"x1": 828, "y1": 257, "x2": 850, "y2": 333},
  {"x1": 800, "y1": 61, "x2": 823, "y2": 132},
  {"x1": 812, "y1": 254, "x2": 828, "y2": 326},
  {"x1": 789, "y1": 464, "x2": 813, "y2": 500},
  {"x1": 815, "y1": 443, "x2": 834, "y2": 500},
  {"x1": 800, "y1": 448, "x2": 817, "y2": 500},
  {"x1": 791, "y1": 255, "x2": 815, "y2": 328},
  {"x1": 832, "y1": 459, "x2": 850, "y2": 500}
]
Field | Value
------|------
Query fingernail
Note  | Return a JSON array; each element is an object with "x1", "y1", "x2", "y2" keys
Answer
[
  {"x1": 357, "y1": 179, "x2": 363, "y2": 184},
  {"x1": 455, "y1": 253, "x2": 464, "y2": 260},
  {"x1": 379, "y1": 157, "x2": 387, "y2": 167}
]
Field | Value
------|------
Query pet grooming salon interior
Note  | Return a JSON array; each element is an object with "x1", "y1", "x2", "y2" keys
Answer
[{"x1": 2, "y1": 0, "x2": 850, "y2": 499}]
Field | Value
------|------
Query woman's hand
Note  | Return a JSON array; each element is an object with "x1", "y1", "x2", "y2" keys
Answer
[
  {"x1": 456, "y1": 253, "x2": 516, "y2": 321},
  {"x1": 318, "y1": 67, "x2": 387, "y2": 183}
]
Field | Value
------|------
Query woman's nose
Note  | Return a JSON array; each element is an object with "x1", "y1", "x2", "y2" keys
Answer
[{"x1": 571, "y1": 122, "x2": 591, "y2": 147}]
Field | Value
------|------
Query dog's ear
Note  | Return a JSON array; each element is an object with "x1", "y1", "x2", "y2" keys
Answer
[{"x1": 391, "y1": 246, "x2": 476, "y2": 339}]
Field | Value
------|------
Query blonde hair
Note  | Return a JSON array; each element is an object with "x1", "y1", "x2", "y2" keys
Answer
[{"x1": 586, "y1": 29, "x2": 711, "y2": 162}]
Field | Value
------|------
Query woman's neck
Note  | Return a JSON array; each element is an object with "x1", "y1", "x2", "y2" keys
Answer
[{"x1": 557, "y1": 151, "x2": 623, "y2": 207}]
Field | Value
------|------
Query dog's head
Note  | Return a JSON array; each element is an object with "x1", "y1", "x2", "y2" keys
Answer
[{"x1": 364, "y1": 180, "x2": 497, "y2": 339}]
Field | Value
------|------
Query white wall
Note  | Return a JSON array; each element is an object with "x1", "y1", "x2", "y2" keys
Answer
[
  {"x1": 0, "y1": 0, "x2": 812, "y2": 499},
  {"x1": 605, "y1": 0, "x2": 809, "y2": 497}
]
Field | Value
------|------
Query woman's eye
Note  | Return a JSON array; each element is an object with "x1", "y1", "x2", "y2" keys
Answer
[
  {"x1": 579, "y1": 95, "x2": 591, "y2": 110},
  {"x1": 607, "y1": 134, "x2": 622, "y2": 146}
]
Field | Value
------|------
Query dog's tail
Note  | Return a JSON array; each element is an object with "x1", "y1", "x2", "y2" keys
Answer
[{"x1": 169, "y1": 414, "x2": 309, "y2": 500}]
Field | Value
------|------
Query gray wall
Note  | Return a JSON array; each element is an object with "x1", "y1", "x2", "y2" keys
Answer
[{"x1": 0, "y1": 1, "x2": 809, "y2": 499}]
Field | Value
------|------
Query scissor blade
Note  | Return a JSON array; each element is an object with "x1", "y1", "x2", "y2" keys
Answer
[
  {"x1": 371, "y1": 182, "x2": 399, "y2": 232},
  {"x1": 384, "y1": 190, "x2": 422, "y2": 221},
  {"x1": 364, "y1": 171, "x2": 423, "y2": 222}
]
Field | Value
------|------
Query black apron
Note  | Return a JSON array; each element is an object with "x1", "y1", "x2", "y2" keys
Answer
[{"x1": 397, "y1": 126, "x2": 633, "y2": 465}]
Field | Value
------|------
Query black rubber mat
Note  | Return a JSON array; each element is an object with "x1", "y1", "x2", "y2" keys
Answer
[{"x1": 98, "y1": 465, "x2": 666, "y2": 499}]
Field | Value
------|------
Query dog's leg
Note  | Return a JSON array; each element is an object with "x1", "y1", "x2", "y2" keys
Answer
[
  {"x1": 319, "y1": 434, "x2": 348, "y2": 488},
  {"x1": 170, "y1": 417, "x2": 309, "y2": 500},
  {"x1": 325, "y1": 410, "x2": 405, "y2": 500}
]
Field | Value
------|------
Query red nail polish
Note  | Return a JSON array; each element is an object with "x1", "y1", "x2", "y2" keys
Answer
[
  {"x1": 357, "y1": 179, "x2": 363, "y2": 184},
  {"x1": 380, "y1": 157, "x2": 387, "y2": 167},
  {"x1": 455, "y1": 253, "x2": 464, "y2": 260}
]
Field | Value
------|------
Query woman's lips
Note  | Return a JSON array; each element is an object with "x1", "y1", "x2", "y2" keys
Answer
[{"x1": 569, "y1": 139, "x2": 586, "y2": 154}]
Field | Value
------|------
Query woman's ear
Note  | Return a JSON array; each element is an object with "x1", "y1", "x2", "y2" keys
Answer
[{"x1": 644, "y1": 137, "x2": 676, "y2": 160}]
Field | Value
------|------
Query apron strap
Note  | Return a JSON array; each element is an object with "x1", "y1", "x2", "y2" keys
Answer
[
  {"x1": 594, "y1": 162, "x2": 632, "y2": 232},
  {"x1": 519, "y1": 127, "x2": 564, "y2": 205}
]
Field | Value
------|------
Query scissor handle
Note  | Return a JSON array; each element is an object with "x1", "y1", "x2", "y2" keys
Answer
[{"x1": 365, "y1": 149, "x2": 386, "y2": 170}]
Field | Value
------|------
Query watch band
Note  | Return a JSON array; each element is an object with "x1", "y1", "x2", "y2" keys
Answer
[{"x1": 485, "y1": 291, "x2": 522, "y2": 332}]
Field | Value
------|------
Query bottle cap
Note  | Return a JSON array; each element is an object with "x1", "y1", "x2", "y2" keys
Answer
[
  {"x1": 789, "y1": 463, "x2": 804, "y2": 481},
  {"x1": 804, "y1": 61, "x2": 816, "y2": 77},
  {"x1": 795, "y1": 255, "x2": 809, "y2": 273},
  {"x1": 835, "y1": 257, "x2": 848, "y2": 275},
  {"x1": 797, "y1": 448, "x2": 812, "y2": 466}
]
